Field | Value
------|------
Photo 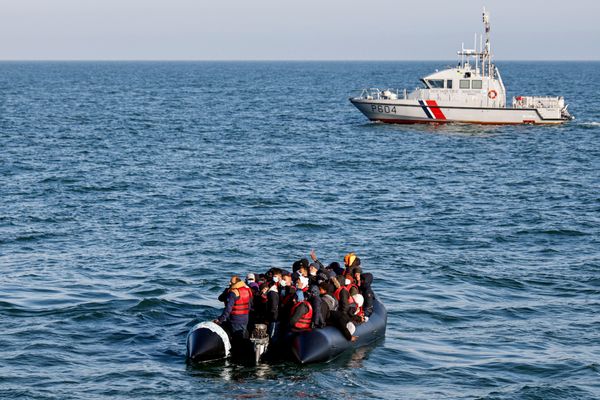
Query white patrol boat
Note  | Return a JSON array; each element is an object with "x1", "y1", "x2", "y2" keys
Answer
[{"x1": 350, "y1": 9, "x2": 574, "y2": 125}]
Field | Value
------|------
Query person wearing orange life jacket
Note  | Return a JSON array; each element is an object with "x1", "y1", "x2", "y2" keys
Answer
[
  {"x1": 289, "y1": 291, "x2": 313, "y2": 332},
  {"x1": 344, "y1": 274, "x2": 360, "y2": 296},
  {"x1": 327, "y1": 277, "x2": 358, "y2": 342},
  {"x1": 214, "y1": 275, "x2": 253, "y2": 339},
  {"x1": 333, "y1": 275, "x2": 353, "y2": 315}
]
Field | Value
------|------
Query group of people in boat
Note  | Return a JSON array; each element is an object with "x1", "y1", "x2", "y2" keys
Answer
[{"x1": 213, "y1": 250, "x2": 375, "y2": 344}]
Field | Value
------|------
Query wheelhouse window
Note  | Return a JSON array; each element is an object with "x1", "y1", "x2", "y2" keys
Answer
[
  {"x1": 427, "y1": 79, "x2": 444, "y2": 89},
  {"x1": 459, "y1": 80, "x2": 470, "y2": 89},
  {"x1": 446, "y1": 80, "x2": 453, "y2": 89},
  {"x1": 472, "y1": 80, "x2": 483, "y2": 89}
]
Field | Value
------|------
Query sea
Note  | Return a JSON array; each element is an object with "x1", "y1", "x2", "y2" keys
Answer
[{"x1": 1, "y1": 61, "x2": 599, "y2": 399}]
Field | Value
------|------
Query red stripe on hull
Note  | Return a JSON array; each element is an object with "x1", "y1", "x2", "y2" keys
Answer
[
  {"x1": 425, "y1": 100, "x2": 447, "y2": 120},
  {"x1": 372, "y1": 118, "x2": 562, "y2": 125}
]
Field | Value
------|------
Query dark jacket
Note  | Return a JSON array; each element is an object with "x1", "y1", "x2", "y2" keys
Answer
[
  {"x1": 266, "y1": 288, "x2": 279, "y2": 322},
  {"x1": 217, "y1": 287, "x2": 229, "y2": 303},
  {"x1": 252, "y1": 292, "x2": 267, "y2": 323},
  {"x1": 279, "y1": 286, "x2": 296, "y2": 321},
  {"x1": 360, "y1": 272, "x2": 375, "y2": 317},
  {"x1": 339, "y1": 287, "x2": 352, "y2": 315},
  {"x1": 308, "y1": 286, "x2": 326, "y2": 328},
  {"x1": 217, "y1": 289, "x2": 252, "y2": 325}
]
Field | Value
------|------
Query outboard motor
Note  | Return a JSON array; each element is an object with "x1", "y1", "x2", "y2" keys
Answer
[{"x1": 249, "y1": 324, "x2": 269, "y2": 364}]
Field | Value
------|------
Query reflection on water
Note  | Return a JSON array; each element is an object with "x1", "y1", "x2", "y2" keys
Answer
[{"x1": 186, "y1": 338, "x2": 383, "y2": 382}]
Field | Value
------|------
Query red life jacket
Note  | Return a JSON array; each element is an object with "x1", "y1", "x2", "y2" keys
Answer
[
  {"x1": 231, "y1": 286, "x2": 252, "y2": 316},
  {"x1": 334, "y1": 286, "x2": 354, "y2": 304},
  {"x1": 346, "y1": 283, "x2": 360, "y2": 294},
  {"x1": 355, "y1": 304, "x2": 364, "y2": 318},
  {"x1": 280, "y1": 288, "x2": 295, "y2": 306},
  {"x1": 290, "y1": 301, "x2": 313, "y2": 331}
]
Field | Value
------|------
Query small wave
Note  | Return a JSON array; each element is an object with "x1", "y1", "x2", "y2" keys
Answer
[
  {"x1": 579, "y1": 121, "x2": 600, "y2": 127},
  {"x1": 38, "y1": 176, "x2": 79, "y2": 185},
  {"x1": 293, "y1": 222, "x2": 328, "y2": 230},
  {"x1": 516, "y1": 228, "x2": 589, "y2": 237},
  {"x1": 128, "y1": 297, "x2": 191, "y2": 314},
  {"x1": 12, "y1": 231, "x2": 61, "y2": 243}
]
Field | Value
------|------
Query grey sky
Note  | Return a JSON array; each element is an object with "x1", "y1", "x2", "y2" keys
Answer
[{"x1": 0, "y1": 0, "x2": 598, "y2": 60}]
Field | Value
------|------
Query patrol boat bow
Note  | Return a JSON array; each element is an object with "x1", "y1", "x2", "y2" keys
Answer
[{"x1": 350, "y1": 9, "x2": 574, "y2": 125}]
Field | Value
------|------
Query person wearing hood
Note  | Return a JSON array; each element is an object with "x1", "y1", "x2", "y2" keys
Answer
[
  {"x1": 360, "y1": 272, "x2": 375, "y2": 317},
  {"x1": 292, "y1": 258, "x2": 309, "y2": 274},
  {"x1": 308, "y1": 284, "x2": 326, "y2": 328},
  {"x1": 351, "y1": 293, "x2": 366, "y2": 323},
  {"x1": 308, "y1": 263, "x2": 320, "y2": 287},
  {"x1": 343, "y1": 252, "x2": 363, "y2": 283},
  {"x1": 214, "y1": 275, "x2": 253, "y2": 339},
  {"x1": 253, "y1": 281, "x2": 269, "y2": 324},
  {"x1": 294, "y1": 275, "x2": 310, "y2": 301}
]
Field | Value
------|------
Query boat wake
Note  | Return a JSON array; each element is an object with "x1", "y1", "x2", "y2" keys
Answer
[{"x1": 579, "y1": 121, "x2": 600, "y2": 127}]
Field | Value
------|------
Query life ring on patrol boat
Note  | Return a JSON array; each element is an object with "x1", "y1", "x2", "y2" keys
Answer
[{"x1": 488, "y1": 89, "x2": 498, "y2": 99}]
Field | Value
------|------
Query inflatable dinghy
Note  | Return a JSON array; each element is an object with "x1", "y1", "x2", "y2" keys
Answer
[{"x1": 186, "y1": 299, "x2": 387, "y2": 364}]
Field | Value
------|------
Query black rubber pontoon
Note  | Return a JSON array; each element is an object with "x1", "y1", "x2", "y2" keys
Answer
[
  {"x1": 290, "y1": 298, "x2": 387, "y2": 364},
  {"x1": 186, "y1": 322, "x2": 230, "y2": 363}
]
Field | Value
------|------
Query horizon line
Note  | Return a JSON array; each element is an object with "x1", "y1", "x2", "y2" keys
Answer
[{"x1": 1, "y1": 58, "x2": 599, "y2": 63}]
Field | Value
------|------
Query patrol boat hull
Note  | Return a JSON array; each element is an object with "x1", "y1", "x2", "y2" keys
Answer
[{"x1": 350, "y1": 98, "x2": 569, "y2": 125}]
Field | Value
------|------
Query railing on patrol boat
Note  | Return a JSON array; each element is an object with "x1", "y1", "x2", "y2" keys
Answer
[
  {"x1": 354, "y1": 88, "x2": 408, "y2": 100},
  {"x1": 354, "y1": 87, "x2": 505, "y2": 108}
]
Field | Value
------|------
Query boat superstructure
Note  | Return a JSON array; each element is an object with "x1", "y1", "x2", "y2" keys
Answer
[{"x1": 350, "y1": 9, "x2": 573, "y2": 125}]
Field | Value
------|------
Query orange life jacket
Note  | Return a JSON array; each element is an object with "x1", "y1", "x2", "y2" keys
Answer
[
  {"x1": 231, "y1": 286, "x2": 252, "y2": 316},
  {"x1": 290, "y1": 301, "x2": 313, "y2": 331}
]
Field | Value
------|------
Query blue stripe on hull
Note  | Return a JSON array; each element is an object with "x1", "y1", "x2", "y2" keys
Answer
[{"x1": 418, "y1": 100, "x2": 433, "y2": 119}]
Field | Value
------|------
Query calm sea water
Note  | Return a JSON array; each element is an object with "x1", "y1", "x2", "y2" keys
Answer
[{"x1": 1, "y1": 61, "x2": 599, "y2": 399}]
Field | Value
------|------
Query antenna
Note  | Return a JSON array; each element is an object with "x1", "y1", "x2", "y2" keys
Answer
[
  {"x1": 482, "y1": 7, "x2": 491, "y2": 77},
  {"x1": 480, "y1": 34, "x2": 483, "y2": 76},
  {"x1": 474, "y1": 33, "x2": 478, "y2": 72}
]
